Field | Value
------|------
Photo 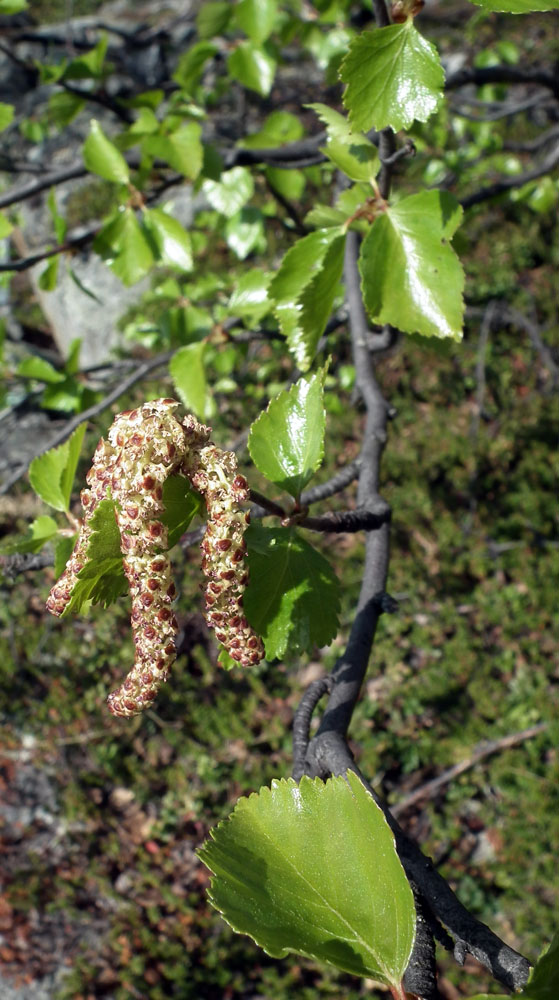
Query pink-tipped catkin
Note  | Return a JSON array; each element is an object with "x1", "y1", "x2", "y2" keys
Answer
[{"x1": 46, "y1": 399, "x2": 264, "y2": 717}]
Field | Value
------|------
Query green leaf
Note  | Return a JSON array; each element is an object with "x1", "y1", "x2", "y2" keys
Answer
[
  {"x1": 0, "y1": 102, "x2": 14, "y2": 131},
  {"x1": 269, "y1": 228, "x2": 345, "y2": 371},
  {"x1": 38, "y1": 256, "x2": 59, "y2": 291},
  {"x1": 196, "y1": 1, "x2": 232, "y2": 38},
  {"x1": 18, "y1": 356, "x2": 65, "y2": 384},
  {"x1": 47, "y1": 187, "x2": 67, "y2": 243},
  {"x1": 199, "y1": 771, "x2": 415, "y2": 986},
  {"x1": 244, "y1": 525, "x2": 340, "y2": 658},
  {"x1": 173, "y1": 41, "x2": 217, "y2": 92},
  {"x1": 225, "y1": 207, "x2": 265, "y2": 260},
  {"x1": 54, "y1": 534, "x2": 76, "y2": 578},
  {"x1": 340, "y1": 21, "x2": 444, "y2": 133},
  {"x1": 308, "y1": 103, "x2": 379, "y2": 182},
  {"x1": 470, "y1": 0, "x2": 559, "y2": 8},
  {"x1": 62, "y1": 499, "x2": 127, "y2": 615},
  {"x1": 28, "y1": 424, "x2": 86, "y2": 512},
  {"x1": 522, "y1": 930, "x2": 559, "y2": 999},
  {"x1": 0, "y1": 0, "x2": 27, "y2": 12},
  {"x1": 0, "y1": 515, "x2": 58, "y2": 556},
  {"x1": 94, "y1": 207, "x2": 154, "y2": 286},
  {"x1": 169, "y1": 342, "x2": 212, "y2": 420},
  {"x1": 228, "y1": 269, "x2": 271, "y2": 321},
  {"x1": 228, "y1": 42, "x2": 276, "y2": 97},
  {"x1": 143, "y1": 123, "x2": 203, "y2": 178},
  {"x1": 202, "y1": 167, "x2": 254, "y2": 218},
  {"x1": 0, "y1": 212, "x2": 13, "y2": 238},
  {"x1": 161, "y1": 475, "x2": 204, "y2": 549},
  {"x1": 143, "y1": 208, "x2": 193, "y2": 272},
  {"x1": 359, "y1": 190, "x2": 464, "y2": 341},
  {"x1": 242, "y1": 110, "x2": 304, "y2": 148},
  {"x1": 83, "y1": 119, "x2": 130, "y2": 185},
  {"x1": 63, "y1": 34, "x2": 108, "y2": 80},
  {"x1": 265, "y1": 166, "x2": 305, "y2": 201},
  {"x1": 235, "y1": 0, "x2": 278, "y2": 44},
  {"x1": 304, "y1": 204, "x2": 348, "y2": 229},
  {"x1": 48, "y1": 91, "x2": 85, "y2": 128},
  {"x1": 248, "y1": 370, "x2": 326, "y2": 499}
]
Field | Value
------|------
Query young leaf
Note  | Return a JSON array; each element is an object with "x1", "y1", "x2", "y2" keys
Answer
[
  {"x1": 173, "y1": 41, "x2": 217, "y2": 92},
  {"x1": 308, "y1": 102, "x2": 379, "y2": 183},
  {"x1": 228, "y1": 269, "x2": 271, "y2": 322},
  {"x1": 169, "y1": 342, "x2": 212, "y2": 420},
  {"x1": 199, "y1": 771, "x2": 416, "y2": 987},
  {"x1": 62, "y1": 499, "x2": 127, "y2": 615},
  {"x1": 196, "y1": 1, "x2": 232, "y2": 38},
  {"x1": 225, "y1": 207, "x2": 265, "y2": 260},
  {"x1": 359, "y1": 190, "x2": 464, "y2": 341},
  {"x1": 0, "y1": 102, "x2": 14, "y2": 131},
  {"x1": 143, "y1": 123, "x2": 203, "y2": 178},
  {"x1": 18, "y1": 356, "x2": 66, "y2": 384},
  {"x1": 0, "y1": 515, "x2": 58, "y2": 556},
  {"x1": 228, "y1": 42, "x2": 276, "y2": 97},
  {"x1": 38, "y1": 256, "x2": 59, "y2": 291},
  {"x1": 94, "y1": 207, "x2": 154, "y2": 286},
  {"x1": 248, "y1": 370, "x2": 326, "y2": 499},
  {"x1": 244, "y1": 525, "x2": 340, "y2": 658},
  {"x1": 0, "y1": 211, "x2": 13, "y2": 238},
  {"x1": 202, "y1": 167, "x2": 254, "y2": 218},
  {"x1": 54, "y1": 534, "x2": 76, "y2": 578},
  {"x1": 269, "y1": 228, "x2": 346, "y2": 371},
  {"x1": 28, "y1": 424, "x2": 86, "y2": 512},
  {"x1": 235, "y1": 0, "x2": 278, "y2": 44},
  {"x1": 160, "y1": 475, "x2": 203, "y2": 549},
  {"x1": 340, "y1": 22, "x2": 444, "y2": 133},
  {"x1": 83, "y1": 119, "x2": 130, "y2": 185},
  {"x1": 143, "y1": 208, "x2": 193, "y2": 272}
]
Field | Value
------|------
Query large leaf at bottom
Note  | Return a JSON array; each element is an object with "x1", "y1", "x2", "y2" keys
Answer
[
  {"x1": 244, "y1": 524, "x2": 340, "y2": 658},
  {"x1": 248, "y1": 370, "x2": 326, "y2": 499},
  {"x1": 359, "y1": 190, "x2": 464, "y2": 341},
  {"x1": 198, "y1": 771, "x2": 416, "y2": 988}
]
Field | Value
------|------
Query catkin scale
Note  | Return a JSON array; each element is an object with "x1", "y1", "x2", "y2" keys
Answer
[{"x1": 46, "y1": 399, "x2": 264, "y2": 717}]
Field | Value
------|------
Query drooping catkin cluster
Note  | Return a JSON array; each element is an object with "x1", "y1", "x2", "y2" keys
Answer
[{"x1": 46, "y1": 399, "x2": 264, "y2": 717}]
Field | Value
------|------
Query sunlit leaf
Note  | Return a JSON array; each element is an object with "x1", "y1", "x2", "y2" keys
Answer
[
  {"x1": 28, "y1": 424, "x2": 86, "y2": 512},
  {"x1": 340, "y1": 21, "x2": 444, "y2": 132},
  {"x1": 228, "y1": 42, "x2": 276, "y2": 96},
  {"x1": 199, "y1": 772, "x2": 415, "y2": 987},
  {"x1": 169, "y1": 342, "x2": 212, "y2": 420},
  {"x1": 83, "y1": 119, "x2": 130, "y2": 185},
  {"x1": 143, "y1": 208, "x2": 193, "y2": 272},
  {"x1": 202, "y1": 167, "x2": 254, "y2": 218},
  {"x1": 62, "y1": 499, "x2": 127, "y2": 615}
]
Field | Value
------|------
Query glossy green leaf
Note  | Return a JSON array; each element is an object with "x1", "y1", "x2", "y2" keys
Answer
[
  {"x1": 173, "y1": 41, "x2": 217, "y2": 91},
  {"x1": 0, "y1": 102, "x2": 14, "y2": 131},
  {"x1": 248, "y1": 370, "x2": 326, "y2": 499},
  {"x1": 161, "y1": 475, "x2": 204, "y2": 549},
  {"x1": 18, "y1": 356, "x2": 65, "y2": 384},
  {"x1": 143, "y1": 208, "x2": 193, "y2": 272},
  {"x1": 304, "y1": 204, "x2": 348, "y2": 229},
  {"x1": 236, "y1": 0, "x2": 278, "y2": 44},
  {"x1": 225, "y1": 207, "x2": 265, "y2": 260},
  {"x1": 470, "y1": 0, "x2": 559, "y2": 8},
  {"x1": 62, "y1": 499, "x2": 127, "y2": 615},
  {"x1": 244, "y1": 525, "x2": 340, "y2": 657},
  {"x1": 169, "y1": 342, "x2": 211, "y2": 420},
  {"x1": 199, "y1": 771, "x2": 415, "y2": 986},
  {"x1": 359, "y1": 190, "x2": 464, "y2": 341},
  {"x1": 144, "y1": 123, "x2": 203, "y2": 178},
  {"x1": 228, "y1": 269, "x2": 271, "y2": 321},
  {"x1": 196, "y1": 1, "x2": 232, "y2": 38},
  {"x1": 228, "y1": 42, "x2": 276, "y2": 97},
  {"x1": 269, "y1": 228, "x2": 345, "y2": 371},
  {"x1": 28, "y1": 424, "x2": 86, "y2": 513},
  {"x1": 308, "y1": 102, "x2": 379, "y2": 182},
  {"x1": 0, "y1": 515, "x2": 58, "y2": 556},
  {"x1": 202, "y1": 167, "x2": 254, "y2": 218},
  {"x1": 83, "y1": 119, "x2": 130, "y2": 185},
  {"x1": 340, "y1": 21, "x2": 444, "y2": 133},
  {"x1": 94, "y1": 208, "x2": 154, "y2": 286}
]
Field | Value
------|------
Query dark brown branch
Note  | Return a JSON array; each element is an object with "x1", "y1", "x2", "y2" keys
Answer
[
  {"x1": 292, "y1": 677, "x2": 332, "y2": 782},
  {"x1": 300, "y1": 459, "x2": 361, "y2": 505},
  {"x1": 446, "y1": 64, "x2": 559, "y2": 100},
  {"x1": 299, "y1": 503, "x2": 390, "y2": 533}
]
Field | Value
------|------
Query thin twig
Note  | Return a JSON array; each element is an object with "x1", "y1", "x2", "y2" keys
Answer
[
  {"x1": 392, "y1": 723, "x2": 549, "y2": 817},
  {"x1": 461, "y1": 141, "x2": 559, "y2": 209}
]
